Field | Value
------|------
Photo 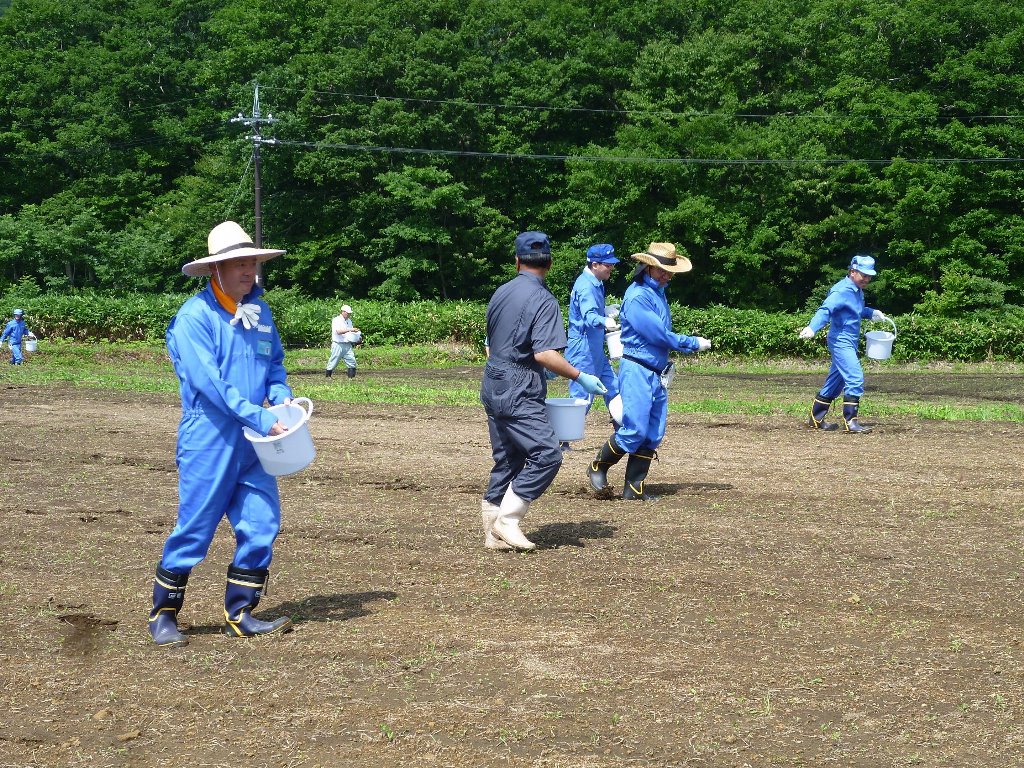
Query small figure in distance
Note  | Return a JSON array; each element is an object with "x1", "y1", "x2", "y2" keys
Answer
[
  {"x1": 799, "y1": 254, "x2": 888, "y2": 434},
  {"x1": 325, "y1": 304, "x2": 360, "y2": 379},
  {"x1": 1, "y1": 308, "x2": 34, "y2": 365}
]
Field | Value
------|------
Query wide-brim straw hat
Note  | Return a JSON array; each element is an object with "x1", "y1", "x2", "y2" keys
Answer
[
  {"x1": 181, "y1": 221, "x2": 287, "y2": 277},
  {"x1": 631, "y1": 242, "x2": 693, "y2": 275}
]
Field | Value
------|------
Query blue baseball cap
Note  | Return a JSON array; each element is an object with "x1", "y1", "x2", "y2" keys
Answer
[
  {"x1": 12, "y1": 308, "x2": 23, "y2": 316},
  {"x1": 849, "y1": 254, "x2": 877, "y2": 276},
  {"x1": 586, "y1": 244, "x2": 619, "y2": 264},
  {"x1": 515, "y1": 231, "x2": 551, "y2": 257}
]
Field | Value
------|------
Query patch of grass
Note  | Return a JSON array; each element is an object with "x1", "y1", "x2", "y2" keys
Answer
[
  {"x1": 5, "y1": 341, "x2": 1023, "y2": 420},
  {"x1": 288, "y1": 342, "x2": 482, "y2": 370},
  {"x1": 304, "y1": 380, "x2": 481, "y2": 407},
  {"x1": 873, "y1": 402, "x2": 1024, "y2": 421}
]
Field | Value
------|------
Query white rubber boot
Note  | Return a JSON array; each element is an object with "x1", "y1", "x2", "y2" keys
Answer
[
  {"x1": 493, "y1": 488, "x2": 537, "y2": 551},
  {"x1": 481, "y1": 499, "x2": 512, "y2": 551}
]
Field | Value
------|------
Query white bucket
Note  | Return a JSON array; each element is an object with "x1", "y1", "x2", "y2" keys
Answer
[
  {"x1": 605, "y1": 330, "x2": 623, "y2": 360},
  {"x1": 243, "y1": 397, "x2": 316, "y2": 476},
  {"x1": 607, "y1": 394, "x2": 623, "y2": 425},
  {"x1": 865, "y1": 318, "x2": 897, "y2": 361},
  {"x1": 24, "y1": 338, "x2": 37, "y2": 352},
  {"x1": 545, "y1": 397, "x2": 590, "y2": 442}
]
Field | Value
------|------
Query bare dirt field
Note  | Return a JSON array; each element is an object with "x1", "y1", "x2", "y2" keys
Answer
[{"x1": 1, "y1": 372, "x2": 1022, "y2": 768}]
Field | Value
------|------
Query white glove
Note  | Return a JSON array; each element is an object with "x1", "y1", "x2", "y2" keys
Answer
[
  {"x1": 230, "y1": 302, "x2": 262, "y2": 330},
  {"x1": 799, "y1": 326, "x2": 815, "y2": 339},
  {"x1": 871, "y1": 310, "x2": 886, "y2": 322},
  {"x1": 603, "y1": 316, "x2": 618, "y2": 331},
  {"x1": 605, "y1": 305, "x2": 620, "y2": 320},
  {"x1": 696, "y1": 337, "x2": 711, "y2": 352}
]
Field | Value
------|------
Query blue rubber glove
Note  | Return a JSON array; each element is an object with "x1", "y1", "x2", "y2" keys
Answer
[{"x1": 575, "y1": 372, "x2": 607, "y2": 395}]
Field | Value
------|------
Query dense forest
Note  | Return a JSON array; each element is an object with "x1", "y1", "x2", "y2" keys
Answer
[{"x1": 1, "y1": 0, "x2": 1023, "y2": 316}]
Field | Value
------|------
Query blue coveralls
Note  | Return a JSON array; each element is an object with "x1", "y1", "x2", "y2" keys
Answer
[
  {"x1": 808, "y1": 276, "x2": 876, "y2": 399},
  {"x1": 481, "y1": 272, "x2": 567, "y2": 504},
  {"x1": 614, "y1": 274, "x2": 701, "y2": 453},
  {"x1": 159, "y1": 283, "x2": 292, "y2": 574},
  {"x1": 566, "y1": 267, "x2": 620, "y2": 408},
  {"x1": 1, "y1": 318, "x2": 31, "y2": 364}
]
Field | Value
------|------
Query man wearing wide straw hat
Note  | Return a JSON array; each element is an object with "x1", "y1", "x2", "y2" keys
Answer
[
  {"x1": 148, "y1": 221, "x2": 297, "y2": 647},
  {"x1": 588, "y1": 242, "x2": 711, "y2": 500}
]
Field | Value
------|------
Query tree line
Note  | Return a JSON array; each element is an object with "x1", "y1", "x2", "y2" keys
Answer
[{"x1": 1, "y1": 0, "x2": 1023, "y2": 319}]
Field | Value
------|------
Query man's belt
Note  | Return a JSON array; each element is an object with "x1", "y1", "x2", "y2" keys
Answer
[{"x1": 622, "y1": 354, "x2": 667, "y2": 375}]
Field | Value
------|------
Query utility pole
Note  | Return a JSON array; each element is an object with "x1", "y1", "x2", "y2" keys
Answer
[{"x1": 230, "y1": 84, "x2": 279, "y2": 248}]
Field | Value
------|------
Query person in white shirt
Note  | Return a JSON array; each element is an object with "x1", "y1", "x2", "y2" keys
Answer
[{"x1": 325, "y1": 304, "x2": 361, "y2": 378}]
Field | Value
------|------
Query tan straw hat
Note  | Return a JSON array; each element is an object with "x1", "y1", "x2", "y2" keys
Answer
[
  {"x1": 181, "y1": 221, "x2": 287, "y2": 277},
  {"x1": 631, "y1": 242, "x2": 693, "y2": 274}
]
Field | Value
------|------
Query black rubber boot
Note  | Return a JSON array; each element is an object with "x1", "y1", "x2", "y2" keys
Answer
[
  {"x1": 842, "y1": 396, "x2": 872, "y2": 433},
  {"x1": 807, "y1": 395, "x2": 839, "y2": 431},
  {"x1": 346, "y1": 367, "x2": 356, "y2": 379},
  {"x1": 148, "y1": 565, "x2": 189, "y2": 648},
  {"x1": 588, "y1": 436, "x2": 626, "y2": 491},
  {"x1": 622, "y1": 448, "x2": 658, "y2": 500},
  {"x1": 325, "y1": 369, "x2": 332, "y2": 378},
  {"x1": 223, "y1": 566, "x2": 293, "y2": 638}
]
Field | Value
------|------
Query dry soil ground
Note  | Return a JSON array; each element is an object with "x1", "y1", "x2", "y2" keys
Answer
[{"x1": 1, "y1": 372, "x2": 1022, "y2": 768}]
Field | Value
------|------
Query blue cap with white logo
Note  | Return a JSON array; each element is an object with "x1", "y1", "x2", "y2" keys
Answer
[
  {"x1": 849, "y1": 254, "x2": 877, "y2": 276},
  {"x1": 586, "y1": 244, "x2": 619, "y2": 264}
]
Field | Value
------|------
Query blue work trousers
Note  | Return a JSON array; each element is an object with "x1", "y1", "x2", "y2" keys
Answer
[
  {"x1": 8, "y1": 342, "x2": 23, "y2": 364},
  {"x1": 160, "y1": 412, "x2": 281, "y2": 574},
  {"x1": 613, "y1": 360, "x2": 667, "y2": 453},
  {"x1": 483, "y1": 405, "x2": 563, "y2": 504},
  {"x1": 818, "y1": 338, "x2": 864, "y2": 399}
]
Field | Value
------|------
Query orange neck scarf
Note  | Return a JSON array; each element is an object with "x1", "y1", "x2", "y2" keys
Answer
[{"x1": 209, "y1": 274, "x2": 237, "y2": 315}]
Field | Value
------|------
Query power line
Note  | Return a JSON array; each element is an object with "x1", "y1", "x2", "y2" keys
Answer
[
  {"x1": 230, "y1": 84, "x2": 280, "y2": 249},
  {"x1": 260, "y1": 85, "x2": 1024, "y2": 123},
  {"x1": 223, "y1": 152, "x2": 254, "y2": 220},
  {"x1": 270, "y1": 138, "x2": 1024, "y2": 165}
]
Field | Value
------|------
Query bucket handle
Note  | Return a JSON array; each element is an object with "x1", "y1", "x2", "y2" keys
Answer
[
  {"x1": 289, "y1": 397, "x2": 314, "y2": 425},
  {"x1": 869, "y1": 316, "x2": 897, "y2": 338}
]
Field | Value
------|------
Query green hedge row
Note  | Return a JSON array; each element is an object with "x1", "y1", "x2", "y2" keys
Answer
[
  {"x1": 0, "y1": 291, "x2": 489, "y2": 350},
  {"x1": 670, "y1": 306, "x2": 1020, "y2": 362},
  {"x1": 1, "y1": 292, "x2": 1017, "y2": 362}
]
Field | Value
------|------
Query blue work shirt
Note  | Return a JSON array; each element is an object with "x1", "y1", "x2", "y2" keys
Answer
[
  {"x1": 620, "y1": 274, "x2": 701, "y2": 369},
  {"x1": 808, "y1": 276, "x2": 876, "y2": 346},
  {"x1": 566, "y1": 268, "x2": 608, "y2": 372},
  {"x1": 166, "y1": 283, "x2": 291, "y2": 437},
  {"x1": 1, "y1": 318, "x2": 30, "y2": 345}
]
